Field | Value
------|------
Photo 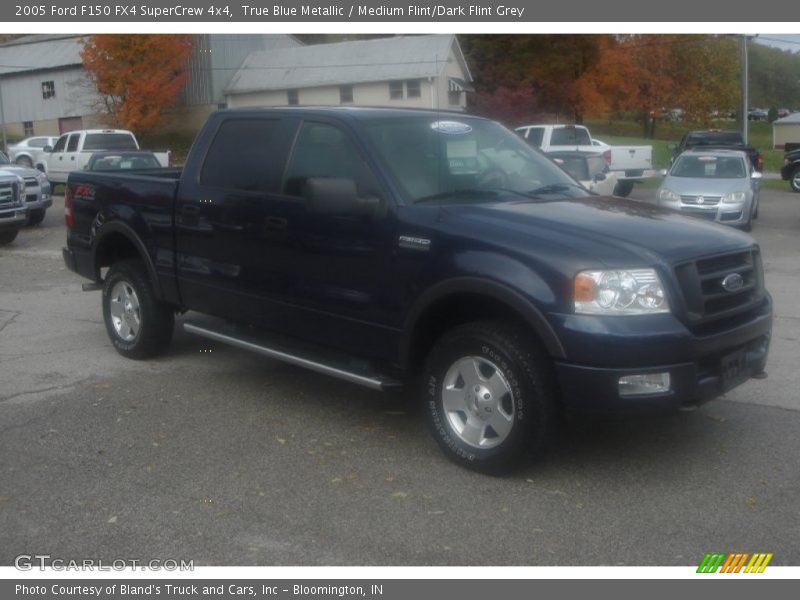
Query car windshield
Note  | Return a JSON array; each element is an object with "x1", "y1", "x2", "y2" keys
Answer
[
  {"x1": 363, "y1": 117, "x2": 588, "y2": 204},
  {"x1": 671, "y1": 155, "x2": 746, "y2": 178}
]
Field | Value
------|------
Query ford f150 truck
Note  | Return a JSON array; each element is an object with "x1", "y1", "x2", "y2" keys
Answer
[{"x1": 63, "y1": 108, "x2": 772, "y2": 471}]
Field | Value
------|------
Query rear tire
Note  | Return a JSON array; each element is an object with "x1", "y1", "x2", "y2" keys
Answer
[
  {"x1": 102, "y1": 260, "x2": 174, "y2": 359},
  {"x1": 614, "y1": 180, "x2": 634, "y2": 197},
  {"x1": 422, "y1": 320, "x2": 556, "y2": 473},
  {"x1": 791, "y1": 166, "x2": 800, "y2": 193},
  {"x1": 0, "y1": 229, "x2": 19, "y2": 246}
]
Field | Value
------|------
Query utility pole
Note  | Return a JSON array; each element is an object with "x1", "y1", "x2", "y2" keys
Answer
[
  {"x1": 0, "y1": 77, "x2": 7, "y2": 152},
  {"x1": 741, "y1": 35, "x2": 754, "y2": 145}
]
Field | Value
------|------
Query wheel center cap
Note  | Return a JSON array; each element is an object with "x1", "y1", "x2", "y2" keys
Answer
[{"x1": 468, "y1": 385, "x2": 494, "y2": 417}]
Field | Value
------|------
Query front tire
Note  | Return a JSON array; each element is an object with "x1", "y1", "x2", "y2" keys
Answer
[
  {"x1": 0, "y1": 229, "x2": 19, "y2": 246},
  {"x1": 423, "y1": 320, "x2": 556, "y2": 472},
  {"x1": 102, "y1": 260, "x2": 174, "y2": 359},
  {"x1": 27, "y1": 209, "x2": 45, "y2": 226}
]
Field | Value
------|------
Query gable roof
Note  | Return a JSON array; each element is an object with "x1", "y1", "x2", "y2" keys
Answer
[
  {"x1": 0, "y1": 35, "x2": 85, "y2": 76},
  {"x1": 226, "y1": 35, "x2": 470, "y2": 95}
]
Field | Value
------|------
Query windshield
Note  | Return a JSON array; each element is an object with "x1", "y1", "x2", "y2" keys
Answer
[
  {"x1": 363, "y1": 117, "x2": 588, "y2": 204},
  {"x1": 671, "y1": 155, "x2": 747, "y2": 179},
  {"x1": 686, "y1": 132, "x2": 743, "y2": 146}
]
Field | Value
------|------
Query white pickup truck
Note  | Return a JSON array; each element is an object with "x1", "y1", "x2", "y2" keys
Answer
[
  {"x1": 515, "y1": 124, "x2": 654, "y2": 196},
  {"x1": 39, "y1": 129, "x2": 169, "y2": 184}
]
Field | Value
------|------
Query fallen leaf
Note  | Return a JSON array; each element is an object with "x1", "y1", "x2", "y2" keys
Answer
[
  {"x1": 391, "y1": 491, "x2": 409, "y2": 499},
  {"x1": 276, "y1": 437, "x2": 287, "y2": 445},
  {"x1": 107, "y1": 516, "x2": 118, "y2": 524}
]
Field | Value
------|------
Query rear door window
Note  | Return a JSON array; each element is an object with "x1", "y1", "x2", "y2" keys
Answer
[{"x1": 200, "y1": 118, "x2": 279, "y2": 193}]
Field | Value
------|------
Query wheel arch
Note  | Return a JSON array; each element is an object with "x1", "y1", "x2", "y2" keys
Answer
[
  {"x1": 400, "y1": 278, "x2": 566, "y2": 371},
  {"x1": 93, "y1": 222, "x2": 163, "y2": 299}
]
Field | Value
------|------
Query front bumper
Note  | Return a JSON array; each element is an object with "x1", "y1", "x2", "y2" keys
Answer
[
  {"x1": 550, "y1": 297, "x2": 772, "y2": 412},
  {"x1": 659, "y1": 200, "x2": 751, "y2": 227},
  {"x1": 0, "y1": 209, "x2": 27, "y2": 230},
  {"x1": 25, "y1": 190, "x2": 52, "y2": 211}
]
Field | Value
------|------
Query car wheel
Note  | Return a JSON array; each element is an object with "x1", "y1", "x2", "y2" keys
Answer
[
  {"x1": 0, "y1": 229, "x2": 19, "y2": 246},
  {"x1": 26, "y1": 209, "x2": 46, "y2": 226},
  {"x1": 791, "y1": 167, "x2": 800, "y2": 193},
  {"x1": 15, "y1": 156, "x2": 33, "y2": 168},
  {"x1": 614, "y1": 180, "x2": 634, "y2": 197},
  {"x1": 423, "y1": 320, "x2": 556, "y2": 472},
  {"x1": 102, "y1": 260, "x2": 175, "y2": 359}
]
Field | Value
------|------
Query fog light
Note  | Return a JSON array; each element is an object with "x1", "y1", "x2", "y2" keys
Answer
[{"x1": 619, "y1": 372, "x2": 671, "y2": 396}]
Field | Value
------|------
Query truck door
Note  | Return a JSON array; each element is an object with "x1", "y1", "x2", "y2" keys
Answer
[{"x1": 46, "y1": 134, "x2": 68, "y2": 180}]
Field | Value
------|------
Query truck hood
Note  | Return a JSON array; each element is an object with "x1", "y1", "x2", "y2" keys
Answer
[{"x1": 448, "y1": 196, "x2": 753, "y2": 266}]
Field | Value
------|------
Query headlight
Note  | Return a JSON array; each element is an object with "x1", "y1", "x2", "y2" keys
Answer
[
  {"x1": 722, "y1": 191, "x2": 746, "y2": 204},
  {"x1": 37, "y1": 172, "x2": 49, "y2": 186},
  {"x1": 574, "y1": 269, "x2": 669, "y2": 315},
  {"x1": 657, "y1": 188, "x2": 680, "y2": 203}
]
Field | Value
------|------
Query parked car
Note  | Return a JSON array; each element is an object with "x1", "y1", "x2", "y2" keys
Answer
[
  {"x1": 671, "y1": 129, "x2": 764, "y2": 172},
  {"x1": 5, "y1": 135, "x2": 58, "y2": 168},
  {"x1": 515, "y1": 124, "x2": 654, "y2": 197},
  {"x1": 657, "y1": 149, "x2": 762, "y2": 231},
  {"x1": 748, "y1": 108, "x2": 768, "y2": 121},
  {"x1": 63, "y1": 107, "x2": 772, "y2": 472},
  {"x1": 85, "y1": 151, "x2": 164, "y2": 171},
  {"x1": 777, "y1": 108, "x2": 791, "y2": 119},
  {"x1": 40, "y1": 129, "x2": 169, "y2": 184},
  {"x1": 780, "y1": 148, "x2": 800, "y2": 192},
  {"x1": 0, "y1": 151, "x2": 52, "y2": 226},
  {"x1": 547, "y1": 150, "x2": 618, "y2": 196},
  {"x1": 0, "y1": 170, "x2": 27, "y2": 245}
]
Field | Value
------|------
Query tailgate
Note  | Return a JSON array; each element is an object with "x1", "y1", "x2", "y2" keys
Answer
[{"x1": 609, "y1": 146, "x2": 653, "y2": 173}]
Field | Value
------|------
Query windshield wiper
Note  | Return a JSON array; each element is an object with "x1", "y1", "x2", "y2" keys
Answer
[{"x1": 413, "y1": 188, "x2": 501, "y2": 204}]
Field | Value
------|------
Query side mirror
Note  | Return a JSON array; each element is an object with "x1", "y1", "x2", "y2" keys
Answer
[
  {"x1": 43, "y1": 145, "x2": 53, "y2": 153},
  {"x1": 594, "y1": 173, "x2": 606, "y2": 182},
  {"x1": 751, "y1": 171, "x2": 763, "y2": 180},
  {"x1": 303, "y1": 178, "x2": 378, "y2": 217},
  {"x1": 659, "y1": 169, "x2": 669, "y2": 177}
]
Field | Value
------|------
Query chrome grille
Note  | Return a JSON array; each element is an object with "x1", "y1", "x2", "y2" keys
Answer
[
  {"x1": 0, "y1": 181, "x2": 19, "y2": 207},
  {"x1": 674, "y1": 248, "x2": 765, "y2": 325},
  {"x1": 680, "y1": 195, "x2": 721, "y2": 206}
]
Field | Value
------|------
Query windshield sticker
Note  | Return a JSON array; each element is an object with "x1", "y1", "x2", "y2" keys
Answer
[
  {"x1": 431, "y1": 120, "x2": 473, "y2": 135},
  {"x1": 446, "y1": 139, "x2": 479, "y2": 174}
]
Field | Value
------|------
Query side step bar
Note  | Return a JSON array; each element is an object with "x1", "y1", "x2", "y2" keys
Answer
[{"x1": 183, "y1": 321, "x2": 402, "y2": 391}]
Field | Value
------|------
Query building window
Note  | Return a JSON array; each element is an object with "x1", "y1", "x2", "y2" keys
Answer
[
  {"x1": 41, "y1": 81, "x2": 55, "y2": 100},
  {"x1": 23, "y1": 122, "x2": 34, "y2": 136},
  {"x1": 389, "y1": 80, "x2": 403, "y2": 100},
  {"x1": 339, "y1": 85, "x2": 353, "y2": 104},
  {"x1": 287, "y1": 89, "x2": 299, "y2": 106},
  {"x1": 406, "y1": 80, "x2": 421, "y2": 98},
  {"x1": 217, "y1": 102, "x2": 227, "y2": 110},
  {"x1": 448, "y1": 90, "x2": 461, "y2": 105}
]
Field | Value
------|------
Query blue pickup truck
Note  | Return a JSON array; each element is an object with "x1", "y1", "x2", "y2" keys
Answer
[{"x1": 63, "y1": 107, "x2": 772, "y2": 471}]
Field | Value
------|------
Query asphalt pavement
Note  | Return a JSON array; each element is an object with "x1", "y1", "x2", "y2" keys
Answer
[{"x1": 1, "y1": 188, "x2": 799, "y2": 566}]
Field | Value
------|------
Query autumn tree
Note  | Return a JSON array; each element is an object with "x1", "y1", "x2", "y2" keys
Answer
[
  {"x1": 80, "y1": 35, "x2": 193, "y2": 134},
  {"x1": 470, "y1": 86, "x2": 541, "y2": 126}
]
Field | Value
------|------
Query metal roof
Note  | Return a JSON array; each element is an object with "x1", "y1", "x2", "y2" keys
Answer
[
  {"x1": 0, "y1": 35, "x2": 85, "y2": 76},
  {"x1": 226, "y1": 35, "x2": 470, "y2": 95},
  {"x1": 773, "y1": 112, "x2": 800, "y2": 125}
]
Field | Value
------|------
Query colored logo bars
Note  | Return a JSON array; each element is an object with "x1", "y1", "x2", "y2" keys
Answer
[{"x1": 697, "y1": 552, "x2": 773, "y2": 573}]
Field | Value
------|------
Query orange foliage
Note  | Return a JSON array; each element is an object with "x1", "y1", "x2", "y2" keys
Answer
[{"x1": 81, "y1": 35, "x2": 193, "y2": 134}]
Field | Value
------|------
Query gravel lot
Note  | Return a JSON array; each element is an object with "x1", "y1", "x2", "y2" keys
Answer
[{"x1": 1, "y1": 188, "x2": 799, "y2": 566}]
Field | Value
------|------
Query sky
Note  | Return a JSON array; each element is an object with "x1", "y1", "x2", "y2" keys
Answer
[{"x1": 756, "y1": 34, "x2": 800, "y2": 53}]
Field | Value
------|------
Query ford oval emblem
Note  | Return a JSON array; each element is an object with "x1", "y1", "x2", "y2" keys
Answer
[{"x1": 721, "y1": 273, "x2": 744, "y2": 292}]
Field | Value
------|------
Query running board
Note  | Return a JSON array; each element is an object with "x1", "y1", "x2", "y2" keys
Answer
[{"x1": 183, "y1": 321, "x2": 402, "y2": 391}]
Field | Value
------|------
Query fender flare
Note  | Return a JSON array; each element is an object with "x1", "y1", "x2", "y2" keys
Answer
[
  {"x1": 93, "y1": 221, "x2": 163, "y2": 299},
  {"x1": 400, "y1": 277, "x2": 566, "y2": 364}
]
